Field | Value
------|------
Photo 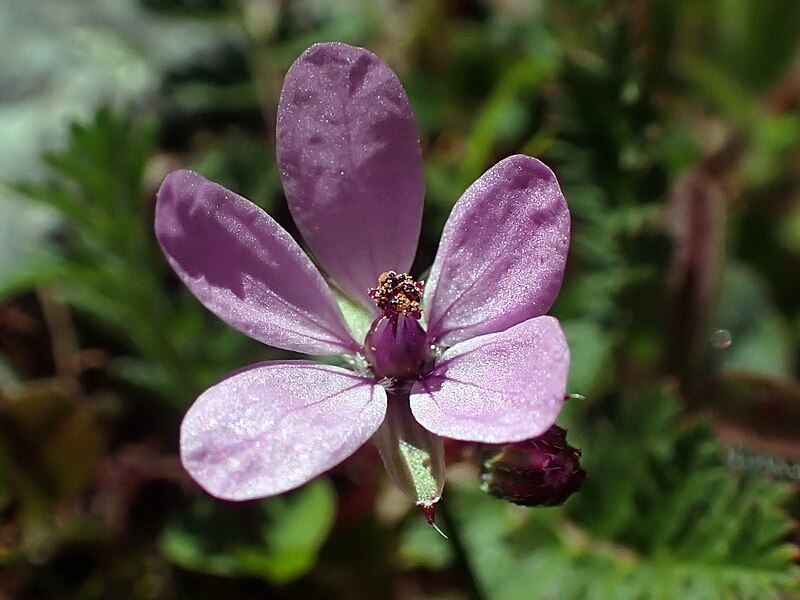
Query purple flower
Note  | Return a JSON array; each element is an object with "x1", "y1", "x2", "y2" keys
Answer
[{"x1": 155, "y1": 42, "x2": 571, "y2": 515}]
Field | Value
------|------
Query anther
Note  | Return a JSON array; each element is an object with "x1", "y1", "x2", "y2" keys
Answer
[{"x1": 369, "y1": 271, "x2": 424, "y2": 319}]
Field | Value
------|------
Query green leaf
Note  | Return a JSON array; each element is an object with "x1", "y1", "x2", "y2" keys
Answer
[
  {"x1": 258, "y1": 479, "x2": 337, "y2": 581},
  {"x1": 160, "y1": 479, "x2": 336, "y2": 583},
  {"x1": 461, "y1": 56, "x2": 558, "y2": 184},
  {"x1": 561, "y1": 319, "x2": 614, "y2": 396},
  {"x1": 712, "y1": 263, "x2": 796, "y2": 378},
  {"x1": 397, "y1": 512, "x2": 454, "y2": 570},
  {"x1": 711, "y1": 0, "x2": 800, "y2": 91}
]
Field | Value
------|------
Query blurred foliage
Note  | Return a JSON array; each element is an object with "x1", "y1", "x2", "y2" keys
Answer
[
  {"x1": 0, "y1": 0, "x2": 244, "y2": 286},
  {"x1": 161, "y1": 480, "x2": 336, "y2": 583},
  {"x1": 1, "y1": 0, "x2": 800, "y2": 598},
  {"x1": 7, "y1": 108, "x2": 264, "y2": 403}
]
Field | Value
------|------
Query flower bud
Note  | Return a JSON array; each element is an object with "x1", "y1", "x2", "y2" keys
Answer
[{"x1": 479, "y1": 425, "x2": 585, "y2": 506}]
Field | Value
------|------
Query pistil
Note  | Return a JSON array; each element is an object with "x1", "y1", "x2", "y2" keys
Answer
[{"x1": 364, "y1": 271, "x2": 429, "y2": 379}]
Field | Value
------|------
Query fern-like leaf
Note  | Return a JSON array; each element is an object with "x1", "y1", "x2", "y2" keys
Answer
[{"x1": 449, "y1": 388, "x2": 798, "y2": 600}]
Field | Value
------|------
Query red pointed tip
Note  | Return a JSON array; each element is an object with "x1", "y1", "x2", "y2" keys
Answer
[
  {"x1": 419, "y1": 502, "x2": 448, "y2": 538},
  {"x1": 421, "y1": 503, "x2": 437, "y2": 525}
]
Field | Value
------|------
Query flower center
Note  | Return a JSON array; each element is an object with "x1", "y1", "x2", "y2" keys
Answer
[
  {"x1": 364, "y1": 271, "x2": 429, "y2": 380},
  {"x1": 368, "y1": 271, "x2": 424, "y2": 319}
]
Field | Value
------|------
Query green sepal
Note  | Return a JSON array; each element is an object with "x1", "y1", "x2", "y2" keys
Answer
[
  {"x1": 372, "y1": 390, "x2": 446, "y2": 507},
  {"x1": 333, "y1": 289, "x2": 375, "y2": 345}
]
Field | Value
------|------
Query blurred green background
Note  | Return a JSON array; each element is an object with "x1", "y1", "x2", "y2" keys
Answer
[{"x1": 2, "y1": 0, "x2": 800, "y2": 598}]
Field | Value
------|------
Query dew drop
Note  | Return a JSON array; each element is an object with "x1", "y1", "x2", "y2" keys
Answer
[{"x1": 710, "y1": 328, "x2": 732, "y2": 349}]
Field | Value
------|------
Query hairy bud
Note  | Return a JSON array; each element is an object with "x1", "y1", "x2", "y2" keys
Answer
[{"x1": 480, "y1": 425, "x2": 585, "y2": 506}]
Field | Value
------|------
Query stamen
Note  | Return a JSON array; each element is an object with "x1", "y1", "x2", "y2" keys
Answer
[{"x1": 368, "y1": 271, "x2": 424, "y2": 318}]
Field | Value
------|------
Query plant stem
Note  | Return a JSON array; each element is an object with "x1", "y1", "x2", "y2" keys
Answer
[{"x1": 438, "y1": 499, "x2": 488, "y2": 600}]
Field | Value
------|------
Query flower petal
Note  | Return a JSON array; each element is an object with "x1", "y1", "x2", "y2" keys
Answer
[
  {"x1": 180, "y1": 361, "x2": 387, "y2": 500},
  {"x1": 410, "y1": 316, "x2": 569, "y2": 443},
  {"x1": 156, "y1": 169, "x2": 359, "y2": 355},
  {"x1": 277, "y1": 42, "x2": 424, "y2": 306},
  {"x1": 423, "y1": 156, "x2": 570, "y2": 346}
]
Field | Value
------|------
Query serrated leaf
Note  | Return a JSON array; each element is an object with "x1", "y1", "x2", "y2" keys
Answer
[{"x1": 448, "y1": 388, "x2": 799, "y2": 600}]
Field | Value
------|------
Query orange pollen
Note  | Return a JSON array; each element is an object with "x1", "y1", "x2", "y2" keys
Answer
[{"x1": 368, "y1": 271, "x2": 424, "y2": 318}]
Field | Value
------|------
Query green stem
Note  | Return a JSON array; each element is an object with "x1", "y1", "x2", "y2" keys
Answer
[{"x1": 439, "y1": 499, "x2": 488, "y2": 600}]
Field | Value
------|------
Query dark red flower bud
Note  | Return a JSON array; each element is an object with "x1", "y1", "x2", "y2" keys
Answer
[{"x1": 479, "y1": 425, "x2": 585, "y2": 507}]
